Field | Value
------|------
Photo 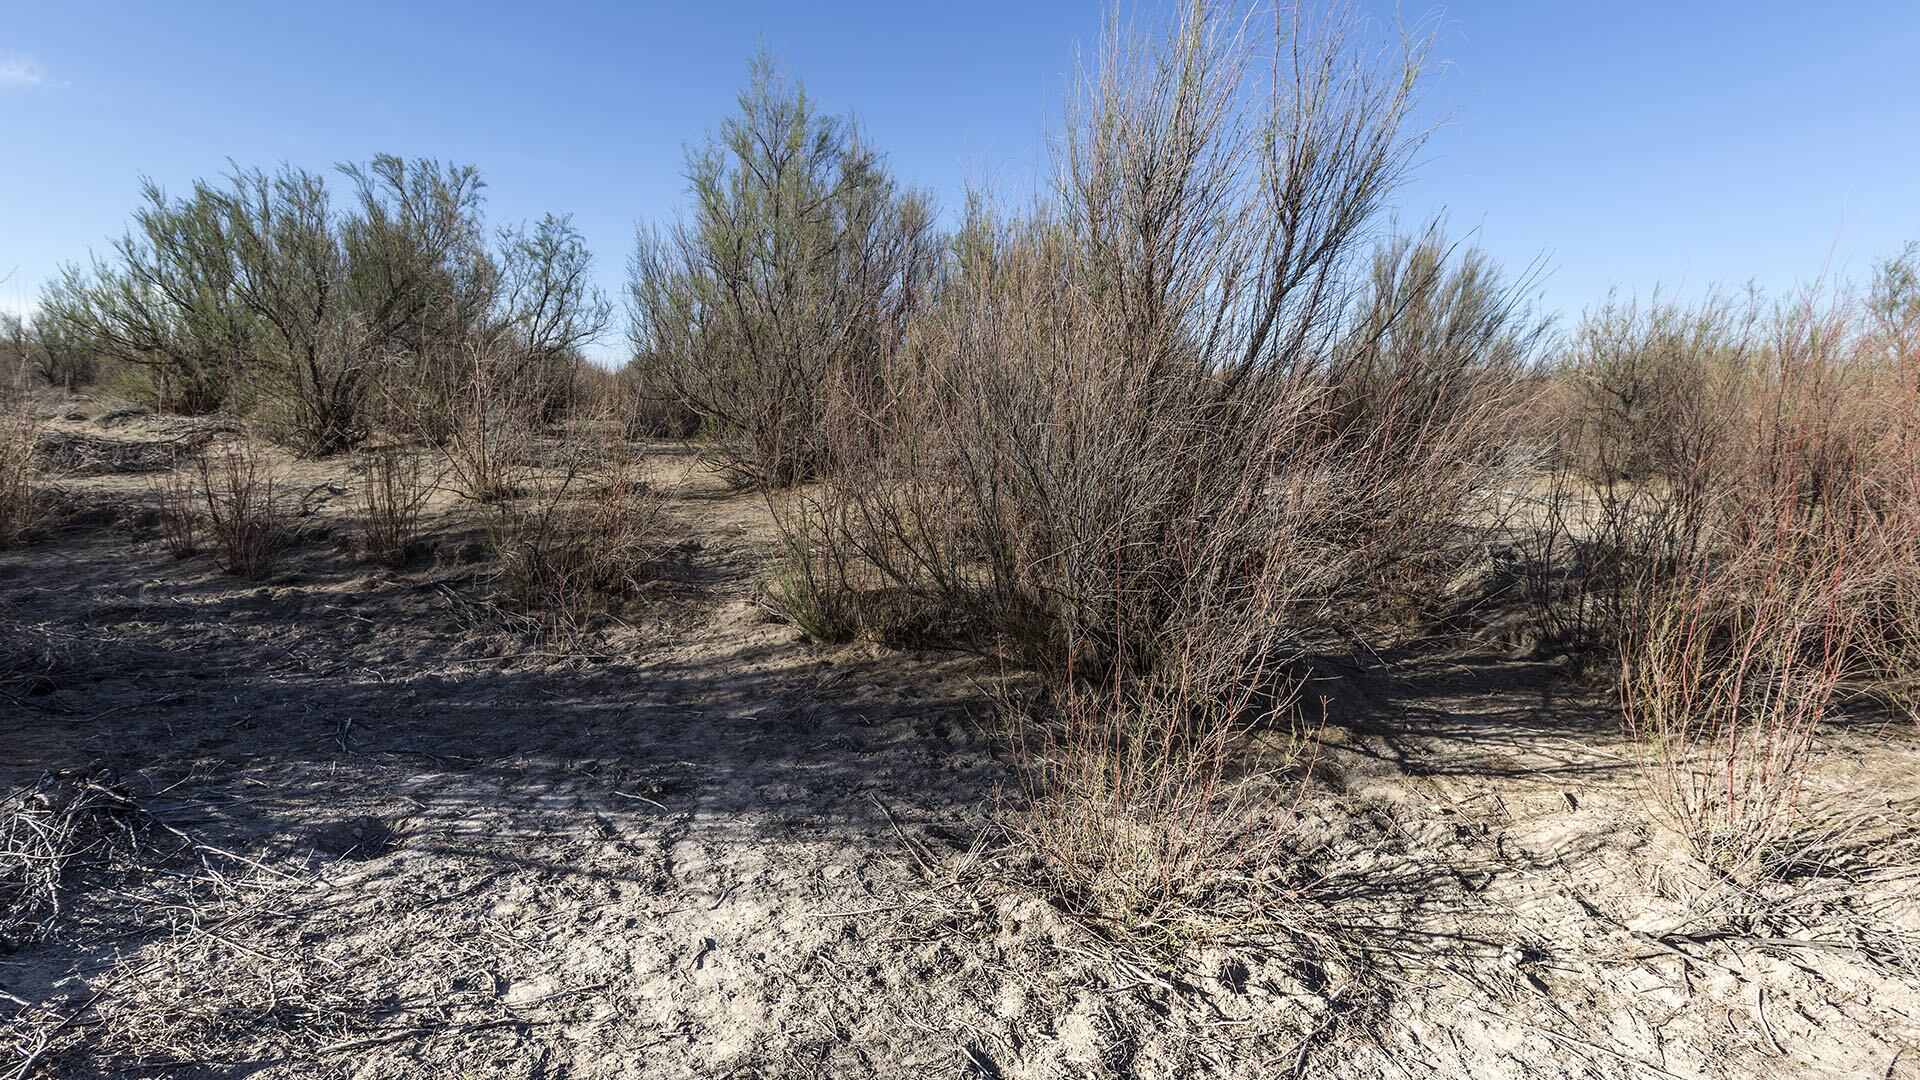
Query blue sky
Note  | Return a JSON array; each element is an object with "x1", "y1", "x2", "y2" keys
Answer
[{"x1": 3, "y1": 1, "x2": 1917, "y2": 361}]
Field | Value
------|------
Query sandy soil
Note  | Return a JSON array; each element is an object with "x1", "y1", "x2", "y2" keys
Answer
[{"x1": 3, "y1": 403, "x2": 1918, "y2": 1078}]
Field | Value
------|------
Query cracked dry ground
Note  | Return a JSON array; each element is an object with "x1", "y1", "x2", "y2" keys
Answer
[{"x1": 3, "y1": 429, "x2": 1919, "y2": 1079}]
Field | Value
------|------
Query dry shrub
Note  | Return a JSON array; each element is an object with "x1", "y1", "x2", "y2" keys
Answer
[
  {"x1": 150, "y1": 454, "x2": 202, "y2": 558},
  {"x1": 194, "y1": 440, "x2": 289, "y2": 577},
  {"x1": 436, "y1": 334, "x2": 541, "y2": 503},
  {"x1": 616, "y1": 366, "x2": 702, "y2": 440},
  {"x1": 1511, "y1": 295, "x2": 1756, "y2": 655},
  {"x1": 0, "y1": 312, "x2": 31, "y2": 390},
  {"x1": 1, "y1": 343, "x2": 54, "y2": 545},
  {"x1": 1526, "y1": 272, "x2": 1920, "y2": 671},
  {"x1": 491, "y1": 453, "x2": 669, "y2": 640},
  {"x1": 25, "y1": 310, "x2": 99, "y2": 389},
  {"x1": 1622, "y1": 520, "x2": 1859, "y2": 882},
  {"x1": 788, "y1": 2, "x2": 1520, "y2": 661},
  {"x1": 1557, "y1": 293, "x2": 1756, "y2": 488},
  {"x1": 357, "y1": 445, "x2": 440, "y2": 566},
  {"x1": 761, "y1": 2, "x2": 1536, "y2": 930},
  {"x1": 1866, "y1": 492, "x2": 1920, "y2": 725},
  {"x1": 40, "y1": 158, "x2": 607, "y2": 452},
  {"x1": 0, "y1": 399, "x2": 52, "y2": 547},
  {"x1": 1539, "y1": 260, "x2": 1920, "y2": 876},
  {"x1": 621, "y1": 395, "x2": 702, "y2": 441},
  {"x1": 1857, "y1": 246, "x2": 1920, "y2": 719}
]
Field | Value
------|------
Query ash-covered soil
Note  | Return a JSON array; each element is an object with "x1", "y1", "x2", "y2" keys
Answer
[{"x1": 4, "y1": 407, "x2": 1918, "y2": 1078}]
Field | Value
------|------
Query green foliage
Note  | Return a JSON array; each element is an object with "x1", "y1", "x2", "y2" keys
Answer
[
  {"x1": 1, "y1": 311, "x2": 97, "y2": 389},
  {"x1": 1333, "y1": 228, "x2": 1549, "y2": 447},
  {"x1": 39, "y1": 156, "x2": 605, "y2": 454},
  {"x1": 627, "y1": 51, "x2": 938, "y2": 485},
  {"x1": 494, "y1": 214, "x2": 613, "y2": 424},
  {"x1": 40, "y1": 178, "x2": 254, "y2": 413}
]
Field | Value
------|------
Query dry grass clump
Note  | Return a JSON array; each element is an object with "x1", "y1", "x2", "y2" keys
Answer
[
  {"x1": 762, "y1": 497, "x2": 860, "y2": 645},
  {"x1": 29, "y1": 865, "x2": 600, "y2": 1075},
  {"x1": 1006, "y1": 663, "x2": 1320, "y2": 930},
  {"x1": 71, "y1": 933, "x2": 375, "y2": 1068},
  {"x1": 0, "y1": 624, "x2": 83, "y2": 708},
  {"x1": 490, "y1": 454, "x2": 669, "y2": 640},
  {"x1": 0, "y1": 778, "x2": 368, "y2": 1075},
  {"x1": 32, "y1": 426, "x2": 225, "y2": 476}
]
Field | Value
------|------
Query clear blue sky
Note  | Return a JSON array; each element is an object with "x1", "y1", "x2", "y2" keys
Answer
[{"x1": 3, "y1": 1, "x2": 1917, "y2": 360}]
